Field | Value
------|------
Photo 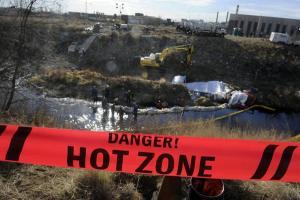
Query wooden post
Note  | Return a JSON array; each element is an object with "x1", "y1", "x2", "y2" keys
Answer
[{"x1": 157, "y1": 176, "x2": 183, "y2": 200}]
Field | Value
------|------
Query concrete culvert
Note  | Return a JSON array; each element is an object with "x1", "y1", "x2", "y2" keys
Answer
[{"x1": 188, "y1": 178, "x2": 224, "y2": 200}]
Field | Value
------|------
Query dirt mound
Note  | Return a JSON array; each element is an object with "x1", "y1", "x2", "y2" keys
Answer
[{"x1": 30, "y1": 69, "x2": 192, "y2": 107}]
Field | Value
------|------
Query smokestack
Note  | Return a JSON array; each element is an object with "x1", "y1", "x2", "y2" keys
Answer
[
  {"x1": 225, "y1": 11, "x2": 229, "y2": 24},
  {"x1": 236, "y1": 5, "x2": 239, "y2": 14}
]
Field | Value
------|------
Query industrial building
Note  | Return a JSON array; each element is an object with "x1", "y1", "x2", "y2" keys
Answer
[
  {"x1": 0, "y1": 7, "x2": 18, "y2": 16},
  {"x1": 121, "y1": 14, "x2": 163, "y2": 25},
  {"x1": 228, "y1": 13, "x2": 300, "y2": 38}
]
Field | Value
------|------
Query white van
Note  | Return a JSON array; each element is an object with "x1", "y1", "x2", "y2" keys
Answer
[
  {"x1": 269, "y1": 32, "x2": 290, "y2": 44},
  {"x1": 120, "y1": 24, "x2": 129, "y2": 31}
]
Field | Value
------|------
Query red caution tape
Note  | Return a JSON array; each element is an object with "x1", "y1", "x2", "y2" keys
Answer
[{"x1": 0, "y1": 124, "x2": 299, "y2": 182}]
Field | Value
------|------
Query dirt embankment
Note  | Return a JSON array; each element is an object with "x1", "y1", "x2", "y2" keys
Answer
[
  {"x1": 72, "y1": 31, "x2": 188, "y2": 79},
  {"x1": 74, "y1": 29, "x2": 300, "y2": 111},
  {"x1": 188, "y1": 36, "x2": 300, "y2": 111},
  {"x1": 0, "y1": 16, "x2": 89, "y2": 61},
  {"x1": 30, "y1": 69, "x2": 191, "y2": 107}
]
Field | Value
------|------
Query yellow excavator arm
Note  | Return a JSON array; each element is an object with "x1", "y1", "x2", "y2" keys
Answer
[{"x1": 140, "y1": 44, "x2": 194, "y2": 68}]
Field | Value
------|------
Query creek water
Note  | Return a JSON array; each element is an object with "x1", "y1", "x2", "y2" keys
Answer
[{"x1": 10, "y1": 89, "x2": 300, "y2": 135}]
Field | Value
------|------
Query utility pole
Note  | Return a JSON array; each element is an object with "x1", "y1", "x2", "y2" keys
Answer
[
  {"x1": 225, "y1": 11, "x2": 229, "y2": 24},
  {"x1": 215, "y1": 11, "x2": 219, "y2": 31},
  {"x1": 85, "y1": 0, "x2": 88, "y2": 19},
  {"x1": 215, "y1": 11, "x2": 219, "y2": 24}
]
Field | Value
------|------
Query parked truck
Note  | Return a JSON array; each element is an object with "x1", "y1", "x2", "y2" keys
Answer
[
  {"x1": 269, "y1": 32, "x2": 290, "y2": 44},
  {"x1": 177, "y1": 19, "x2": 226, "y2": 37}
]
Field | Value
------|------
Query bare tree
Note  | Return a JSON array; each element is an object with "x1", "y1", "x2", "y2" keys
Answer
[
  {"x1": 1, "y1": 0, "x2": 38, "y2": 111},
  {"x1": 0, "y1": 0, "x2": 64, "y2": 112}
]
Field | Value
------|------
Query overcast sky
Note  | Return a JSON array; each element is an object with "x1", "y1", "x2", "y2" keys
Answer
[
  {"x1": 61, "y1": 0, "x2": 300, "y2": 21},
  {"x1": 3, "y1": 0, "x2": 300, "y2": 22}
]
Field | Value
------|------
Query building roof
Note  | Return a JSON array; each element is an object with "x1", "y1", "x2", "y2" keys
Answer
[{"x1": 230, "y1": 13, "x2": 300, "y2": 22}]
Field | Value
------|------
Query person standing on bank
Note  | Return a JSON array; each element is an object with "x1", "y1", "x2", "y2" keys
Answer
[
  {"x1": 133, "y1": 102, "x2": 138, "y2": 122},
  {"x1": 91, "y1": 86, "x2": 98, "y2": 102},
  {"x1": 126, "y1": 89, "x2": 133, "y2": 106},
  {"x1": 104, "y1": 85, "x2": 110, "y2": 101}
]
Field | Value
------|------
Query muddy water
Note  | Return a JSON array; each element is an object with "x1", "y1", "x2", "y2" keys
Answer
[
  {"x1": 11, "y1": 89, "x2": 300, "y2": 134},
  {"x1": 140, "y1": 108, "x2": 300, "y2": 134},
  {"x1": 41, "y1": 98, "x2": 132, "y2": 131}
]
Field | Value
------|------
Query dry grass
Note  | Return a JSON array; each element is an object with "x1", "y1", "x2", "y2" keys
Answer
[
  {"x1": 0, "y1": 162, "x2": 147, "y2": 200},
  {"x1": 224, "y1": 180, "x2": 300, "y2": 200},
  {"x1": 290, "y1": 134, "x2": 300, "y2": 142},
  {"x1": 0, "y1": 163, "x2": 78, "y2": 200},
  {"x1": 75, "y1": 171, "x2": 143, "y2": 200},
  {"x1": 142, "y1": 119, "x2": 289, "y2": 141},
  {"x1": 0, "y1": 157, "x2": 299, "y2": 200},
  {"x1": 226, "y1": 35, "x2": 278, "y2": 48},
  {"x1": 0, "y1": 15, "x2": 90, "y2": 30}
]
